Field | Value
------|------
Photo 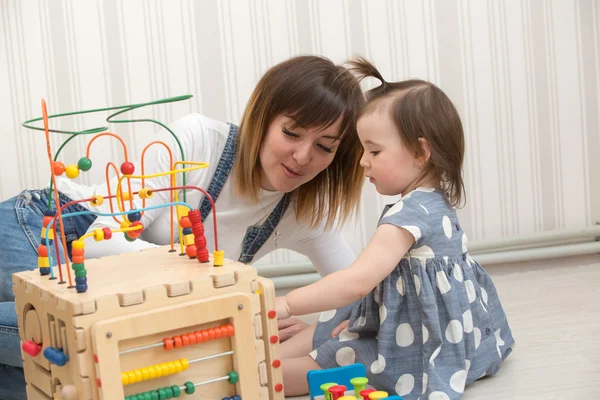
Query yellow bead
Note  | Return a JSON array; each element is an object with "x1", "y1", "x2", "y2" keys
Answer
[
  {"x1": 93, "y1": 229, "x2": 104, "y2": 241},
  {"x1": 148, "y1": 366, "x2": 156, "y2": 379},
  {"x1": 72, "y1": 240, "x2": 85, "y2": 250},
  {"x1": 120, "y1": 220, "x2": 131, "y2": 229},
  {"x1": 173, "y1": 360, "x2": 183, "y2": 373},
  {"x1": 134, "y1": 369, "x2": 142, "y2": 382},
  {"x1": 213, "y1": 250, "x2": 224, "y2": 267},
  {"x1": 369, "y1": 392, "x2": 388, "y2": 399},
  {"x1": 181, "y1": 358, "x2": 189, "y2": 370},
  {"x1": 37, "y1": 257, "x2": 49, "y2": 268},
  {"x1": 183, "y1": 233, "x2": 194, "y2": 246},
  {"x1": 40, "y1": 227, "x2": 55, "y2": 240},
  {"x1": 90, "y1": 195, "x2": 104, "y2": 206},
  {"x1": 121, "y1": 373, "x2": 129, "y2": 386},
  {"x1": 127, "y1": 372, "x2": 136, "y2": 384},
  {"x1": 153, "y1": 364, "x2": 162, "y2": 378},
  {"x1": 161, "y1": 363, "x2": 169, "y2": 376},
  {"x1": 167, "y1": 362, "x2": 176, "y2": 375},
  {"x1": 65, "y1": 164, "x2": 79, "y2": 179},
  {"x1": 141, "y1": 368, "x2": 149, "y2": 381},
  {"x1": 138, "y1": 187, "x2": 154, "y2": 199}
]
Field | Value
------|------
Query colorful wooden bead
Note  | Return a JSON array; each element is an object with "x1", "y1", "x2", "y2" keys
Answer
[
  {"x1": 77, "y1": 157, "x2": 92, "y2": 171},
  {"x1": 120, "y1": 161, "x2": 135, "y2": 175},
  {"x1": 90, "y1": 195, "x2": 104, "y2": 206},
  {"x1": 52, "y1": 161, "x2": 65, "y2": 176},
  {"x1": 65, "y1": 164, "x2": 79, "y2": 179},
  {"x1": 184, "y1": 382, "x2": 195, "y2": 394},
  {"x1": 102, "y1": 227, "x2": 112, "y2": 240}
]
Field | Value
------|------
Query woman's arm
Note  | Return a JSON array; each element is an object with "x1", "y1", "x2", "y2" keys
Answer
[
  {"x1": 287, "y1": 229, "x2": 357, "y2": 275},
  {"x1": 277, "y1": 224, "x2": 414, "y2": 318}
]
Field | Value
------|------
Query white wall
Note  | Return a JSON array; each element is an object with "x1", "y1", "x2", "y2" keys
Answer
[{"x1": 1, "y1": 0, "x2": 599, "y2": 267}]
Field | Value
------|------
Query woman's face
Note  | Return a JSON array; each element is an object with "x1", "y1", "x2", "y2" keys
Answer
[{"x1": 259, "y1": 114, "x2": 342, "y2": 192}]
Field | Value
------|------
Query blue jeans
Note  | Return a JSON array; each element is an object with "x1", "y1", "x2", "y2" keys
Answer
[{"x1": 0, "y1": 189, "x2": 94, "y2": 400}]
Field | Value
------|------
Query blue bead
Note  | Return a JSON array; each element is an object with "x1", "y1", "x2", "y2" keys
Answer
[
  {"x1": 182, "y1": 228, "x2": 193, "y2": 235},
  {"x1": 76, "y1": 284, "x2": 88, "y2": 293},
  {"x1": 232, "y1": 395, "x2": 241, "y2": 400},
  {"x1": 128, "y1": 211, "x2": 142, "y2": 222},
  {"x1": 75, "y1": 277, "x2": 87, "y2": 285},
  {"x1": 44, "y1": 209, "x2": 56, "y2": 216},
  {"x1": 40, "y1": 238, "x2": 53, "y2": 246},
  {"x1": 221, "y1": 397, "x2": 231, "y2": 400},
  {"x1": 39, "y1": 268, "x2": 50, "y2": 276}
]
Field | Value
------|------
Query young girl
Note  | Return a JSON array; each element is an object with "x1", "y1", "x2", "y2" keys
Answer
[{"x1": 275, "y1": 57, "x2": 515, "y2": 399}]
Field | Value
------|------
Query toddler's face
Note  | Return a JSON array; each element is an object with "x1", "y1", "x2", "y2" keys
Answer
[{"x1": 357, "y1": 112, "x2": 422, "y2": 196}]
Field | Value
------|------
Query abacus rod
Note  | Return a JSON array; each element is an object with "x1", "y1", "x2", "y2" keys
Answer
[
  {"x1": 191, "y1": 374, "x2": 230, "y2": 388},
  {"x1": 119, "y1": 342, "x2": 163, "y2": 355},
  {"x1": 188, "y1": 350, "x2": 234, "y2": 364}
]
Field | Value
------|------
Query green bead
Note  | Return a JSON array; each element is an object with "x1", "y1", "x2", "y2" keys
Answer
[
  {"x1": 170, "y1": 386, "x2": 180, "y2": 397},
  {"x1": 77, "y1": 157, "x2": 92, "y2": 172},
  {"x1": 151, "y1": 392, "x2": 159, "y2": 400},
  {"x1": 164, "y1": 387, "x2": 173, "y2": 399},
  {"x1": 144, "y1": 392, "x2": 152, "y2": 400},
  {"x1": 158, "y1": 388, "x2": 167, "y2": 400},
  {"x1": 75, "y1": 269, "x2": 87, "y2": 277},
  {"x1": 124, "y1": 232, "x2": 137, "y2": 242},
  {"x1": 71, "y1": 263, "x2": 85, "y2": 270},
  {"x1": 228, "y1": 371, "x2": 239, "y2": 384},
  {"x1": 136, "y1": 394, "x2": 145, "y2": 400},
  {"x1": 184, "y1": 382, "x2": 195, "y2": 395}
]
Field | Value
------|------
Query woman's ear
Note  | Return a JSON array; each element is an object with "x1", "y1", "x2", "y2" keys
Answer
[{"x1": 416, "y1": 137, "x2": 431, "y2": 168}]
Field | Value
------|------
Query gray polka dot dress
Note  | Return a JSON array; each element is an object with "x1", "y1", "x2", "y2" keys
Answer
[{"x1": 310, "y1": 188, "x2": 515, "y2": 399}]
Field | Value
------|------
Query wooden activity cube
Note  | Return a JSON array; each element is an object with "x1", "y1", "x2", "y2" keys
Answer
[{"x1": 13, "y1": 246, "x2": 285, "y2": 400}]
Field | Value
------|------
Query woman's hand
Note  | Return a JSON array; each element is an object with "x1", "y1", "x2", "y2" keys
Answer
[
  {"x1": 277, "y1": 318, "x2": 311, "y2": 342},
  {"x1": 330, "y1": 319, "x2": 350, "y2": 338}
]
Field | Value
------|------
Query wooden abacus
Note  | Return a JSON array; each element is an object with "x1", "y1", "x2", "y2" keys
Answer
[{"x1": 13, "y1": 246, "x2": 284, "y2": 400}]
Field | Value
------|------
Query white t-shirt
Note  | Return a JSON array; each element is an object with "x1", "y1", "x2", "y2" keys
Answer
[{"x1": 56, "y1": 113, "x2": 356, "y2": 276}]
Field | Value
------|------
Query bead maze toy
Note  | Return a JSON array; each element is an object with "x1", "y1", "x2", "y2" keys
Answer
[
  {"x1": 307, "y1": 364, "x2": 403, "y2": 400},
  {"x1": 12, "y1": 96, "x2": 284, "y2": 399}
]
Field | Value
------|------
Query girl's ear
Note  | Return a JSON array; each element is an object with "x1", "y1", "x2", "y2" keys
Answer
[{"x1": 416, "y1": 137, "x2": 431, "y2": 168}]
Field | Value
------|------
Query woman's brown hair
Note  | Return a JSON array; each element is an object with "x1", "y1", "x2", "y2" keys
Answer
[
  {"x1": 347, "y1": 56, "x2": 466, "y2": 207},
  {"x1": 233, "y1": 55, "x2": 365, "y2": 228}
]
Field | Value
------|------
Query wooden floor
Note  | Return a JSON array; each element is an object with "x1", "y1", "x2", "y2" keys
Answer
[{"x1": 285, "y1": 254, "x2": 600, "y2": 399}]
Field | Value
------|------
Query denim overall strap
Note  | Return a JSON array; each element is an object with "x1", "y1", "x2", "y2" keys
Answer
[
  {"x1": 198, "y1": 123, "x2": 292, "y2": 264},
  {"x1": 199, "y1": 123, "x2": 239, "y2": 222},
  {"x1": 238, "y1": 192, "x2": 292, "y2": 264}
]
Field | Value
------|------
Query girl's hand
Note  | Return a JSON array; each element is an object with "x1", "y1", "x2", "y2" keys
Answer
[
  {"x1": 277, "y1": 318, "x2": 310, "y2": 342},
  {"x1": 274, "y1": 296, "x2": 291, "y2": 320},
  {"x1": 331, "y1": 319, "x2": 350, "y2": 338}
]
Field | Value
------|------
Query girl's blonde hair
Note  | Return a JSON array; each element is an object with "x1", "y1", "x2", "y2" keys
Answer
[
  {"x1": 348, "y1": 56, "x2": 466, "y2": 207},
  {"x1": 233, "y1": 55, "x2": 365, "y2": 228}
]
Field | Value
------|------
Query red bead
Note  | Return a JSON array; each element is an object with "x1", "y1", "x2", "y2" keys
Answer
[
  {"x1": 270, "y1": 335, "x2": 279, "y2": 344},
  {"x1": 195, "y1": 331, "x2": 204, "y2": 343},
  {"x1": 128, "y1": 221, "x2": 143, "y2": 238},
  {"x1": 225, "y1": 324, "x2": 235, "y2": 336},
  {"x1": 179, "y1": 217, "x2": 191, "y2": 228},
  {"x1": 272, "y1": 359, "x2": 281, "y2": 368},
  {"x1": 196, "y1": 249, "x2": 209, "y2": 263},
  {"x1": 185, "y1": 245, "x2": 197, "y2": 258},
  {"x1": 72, "y1": 248, "x2": 84, "y2": 257},
  {"x1": 268, "y1": 310, "x2": 276, "y2": 319},
  {"x1": 37, "y1": 245, "x2": 48, "y2": 257},
  {"x1": 72, "y1": 256, "x2": 84, "y2": 264},
  {"x1": 42, "y1": 216, "x2": 53, "y2": 227},
  {"x1": 195, "y1": 236, "x2": 207, "y2": 249},
  {"x1": 274, "y1": 383, "x2": 283, "y2": 392},
  {"x1": 181, "y1": 334, "x2": 190, "y2": 347},
  {"x1": 102, "y1": 227, "x2": 112, "y2": 240},
  {"x1": 52, "y1": 161, "x2": 65, "y2": 176},
  {"x1": 96, "y1": 378, "x2": 102, "y2": 388},
  {"x1": 22, "y1": 340, "x2": 42, "y2": 357},
  {"x1": 120, "y1": 161, "x2": 135, "y2": 175},
  {"x1": 188, "y1": 332, "x2": 197, "y2": 345},
  {"x1": 201, "y1": 330, "x2": 210, "y2": 342},
  {"x1": 214, "y1": 327, "x2": 223, "y2": 339},
  {"x1": 93, "y1": 354, "x2": 98, "y2": 363},
  {"x1": 208, "y1": 328, "x2": 216, "y2": 340},
  {"x1": 188, "y1": 210, "x2": 201, "y2": 224},
  {"x1": 173, "y1": 336, "x2": 183, "y2": 348},
  {"x1": 163, "y1": 338, "x2": 173, "y2": 350}
]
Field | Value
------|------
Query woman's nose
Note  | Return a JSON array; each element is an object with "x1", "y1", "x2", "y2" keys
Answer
[{"x1": 292, "y1": 143, "x2": 312, "y2": 166}]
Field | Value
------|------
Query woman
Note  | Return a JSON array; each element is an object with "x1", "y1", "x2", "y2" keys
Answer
[{"x1": 0, "y1": 55, "x2": 364, "y2": 400}]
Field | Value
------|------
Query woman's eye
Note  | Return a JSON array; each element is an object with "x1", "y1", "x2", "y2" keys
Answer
[
  {"x1": 282, "y1": 128, "x2": 299, "y2": 138},
  {"x1": 318, "y1": 144, "x2": 334, "y2": 153}
]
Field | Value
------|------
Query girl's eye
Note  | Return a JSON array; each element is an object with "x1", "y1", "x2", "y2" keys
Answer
[
  {"x1": 318, "y1": 144, "x2": 334, "y2": 153},
  {"x1": 282, "y1": 128, "x2": 299, "y2": 138},
  {"x1": 371, "y1": 151, "x2": 380, "y2": 156}
]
